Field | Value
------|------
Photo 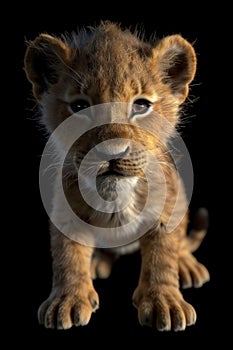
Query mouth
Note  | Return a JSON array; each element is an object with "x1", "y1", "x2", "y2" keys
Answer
[
  {"x1": 97, "y1": 168, "x2": 125, "y2": 178},
  {"x1": 97, "y1": 159, "x2": 143, "y2": 178}
]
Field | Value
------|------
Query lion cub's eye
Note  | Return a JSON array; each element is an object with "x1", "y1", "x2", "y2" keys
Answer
[
  {"x1": 69, "y1": 99, "x2": 90, "y2": 113},
  {"x1": 131, "y1": 99, "x2": 153, "y2": 117}
]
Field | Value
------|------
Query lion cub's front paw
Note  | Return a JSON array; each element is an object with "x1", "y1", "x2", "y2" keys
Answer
[
  {"x1": 132, "y1": 285, "x2": 196, "y2": 331},
  {"x1": 179, "y1": 252, "x2": 210, "y2": 289},
  {"x1": 38, "y1": 285, "x2": 99, "y2": 329}
]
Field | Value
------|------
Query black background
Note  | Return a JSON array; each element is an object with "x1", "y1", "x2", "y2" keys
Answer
[{"x1": 11, "y1": 2, "x2": 227, "y2": 346}]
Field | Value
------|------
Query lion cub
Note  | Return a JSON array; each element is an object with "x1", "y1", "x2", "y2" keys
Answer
[{"x1": 24, "y1": 21, "x2": 209, "y2": 331}]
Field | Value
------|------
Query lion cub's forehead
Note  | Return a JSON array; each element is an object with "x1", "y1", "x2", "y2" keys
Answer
[{"x1": 66, "y1": 24, "x2": 156, "y2": 101}]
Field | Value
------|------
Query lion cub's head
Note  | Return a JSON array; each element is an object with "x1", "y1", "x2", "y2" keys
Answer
[{"x1": 24, "y1": 21, "x2": 196, "y2": 201}]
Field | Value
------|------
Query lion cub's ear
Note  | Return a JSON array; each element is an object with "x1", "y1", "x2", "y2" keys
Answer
[
  {"x1": 24, "y1": 34, "x2": 71, "y2": 100},
  {"x1": 153, "y1": 35, "x2": 196, "y2": 104}
]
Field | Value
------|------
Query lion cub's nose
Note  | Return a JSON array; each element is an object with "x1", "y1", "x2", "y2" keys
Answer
[{"x1": 95, "y1": 140, "x2": 130, "y2": 160}]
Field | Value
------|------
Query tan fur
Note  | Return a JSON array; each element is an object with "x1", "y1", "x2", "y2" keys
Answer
[{"x1": 25, "y1": 21, "x2": 209, "y2": 331}]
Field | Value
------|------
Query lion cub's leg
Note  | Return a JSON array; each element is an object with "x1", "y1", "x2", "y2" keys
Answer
[
  {"x1": 38, "y1": 225, "x2": 99, "y2": 329},
  {"x1": 91, "y1": 249, "x2": 116, "y2": 279},
  {"x1": 132, "y1": 223, "x2": 196, "y2": 331}
]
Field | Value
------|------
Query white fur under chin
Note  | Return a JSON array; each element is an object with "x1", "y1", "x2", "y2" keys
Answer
[{"x1": 81, "y1": 174, "x2": 139, "y2": 213}]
